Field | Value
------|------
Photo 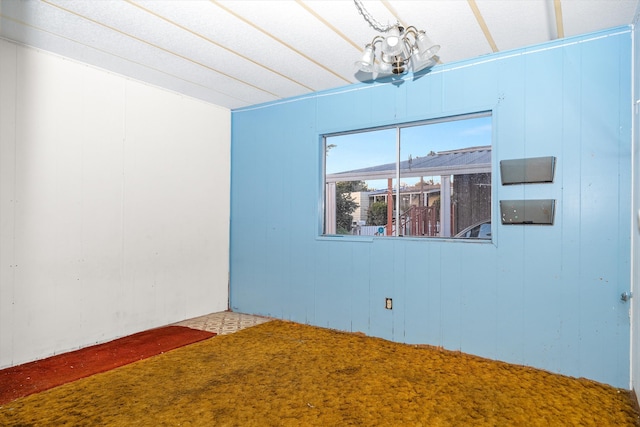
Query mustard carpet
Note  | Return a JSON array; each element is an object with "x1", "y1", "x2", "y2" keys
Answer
[{"x1": 0, "y1": 320, "x2": 638, "y2": 426}]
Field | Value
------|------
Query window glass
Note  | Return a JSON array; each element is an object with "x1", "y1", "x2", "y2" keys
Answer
[{"x1": 324, "y1": 114, "x2": 492, "y2": 239}]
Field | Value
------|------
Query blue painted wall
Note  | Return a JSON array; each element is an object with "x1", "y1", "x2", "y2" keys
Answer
[
  {"x1": 230, "y1": 27, "x2": 633, "y2": 388},
  {"x1": 631, "y1": 21, "x2": 640, "y2": 396}
]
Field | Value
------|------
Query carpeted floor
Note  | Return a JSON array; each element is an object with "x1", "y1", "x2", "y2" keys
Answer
[
  {"x1": 0, "y1": 325, "x2": 215, "y2": 405},
  {"x1": 0, "y1": 320, "x2": 638, "y2": 426}
]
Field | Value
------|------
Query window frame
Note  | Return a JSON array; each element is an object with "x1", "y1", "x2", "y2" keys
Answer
[{"x1": 321, "y1": 111, "x2": 493, "y2": 241}]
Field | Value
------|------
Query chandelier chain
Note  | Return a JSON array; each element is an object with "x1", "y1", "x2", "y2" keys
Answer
[{"x1": 353, "y1": 0, "x2": 397, "y2": 33}]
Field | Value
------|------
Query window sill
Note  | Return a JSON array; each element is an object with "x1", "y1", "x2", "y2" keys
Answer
[
  {"x1": 318, "y1": 235, "x2": 495, "y2": 244},
  {"x1": 317, "y1": 235, "x2": 374, "y2": 243}
]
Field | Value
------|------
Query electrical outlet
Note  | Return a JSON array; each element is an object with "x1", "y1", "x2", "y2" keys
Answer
[{"x1": 385, "y1": 298, "x2": 392, "y2": 310}]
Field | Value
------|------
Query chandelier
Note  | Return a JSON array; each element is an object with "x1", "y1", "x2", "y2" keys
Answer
[{"x1": 354, "y1": 0, "x2": 440, "y2": 78}]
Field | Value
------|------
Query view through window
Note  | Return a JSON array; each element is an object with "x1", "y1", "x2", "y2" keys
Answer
[{"x1": 324, "y1": 113, "x2": 492, "y2": 239}]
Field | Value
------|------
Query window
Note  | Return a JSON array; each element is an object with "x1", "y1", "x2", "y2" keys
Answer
[{"x1": 323, "y1": 113, "x2": 492, "y2": 239}]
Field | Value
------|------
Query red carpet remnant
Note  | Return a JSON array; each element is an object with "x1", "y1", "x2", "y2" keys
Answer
[{"x1": 0, "y1": 325, "x2": 215, "y2": 404}]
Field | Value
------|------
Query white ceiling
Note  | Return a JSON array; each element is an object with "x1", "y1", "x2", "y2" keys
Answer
[{"x1": 1, "y1": 0, "x2": 638, "y2": 110}]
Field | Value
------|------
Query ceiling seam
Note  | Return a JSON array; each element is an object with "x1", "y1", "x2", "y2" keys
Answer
[
  {"x1": 296, "y1": 0, "x2": 361, "y2": 51},
  {"x1": 554, "y1": 0, "x2": 565, "y2": 39},
  {"x1": 125, "y1": 0, "x2": 316, "y2": 93},
  {"x1": 40, "y1": 0, "x2": 280, "y2": 98},
  {"x1": 467, "y1": 0, "x2": 498, "y2": 53},
  {"x1": 210, "y1": 0, "x2": 351, "y2": 84},
  {"x1": 0, "y1": 15, "x2": 249, "y2": 105}
]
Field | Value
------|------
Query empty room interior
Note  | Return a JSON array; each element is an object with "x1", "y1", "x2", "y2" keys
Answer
[{"x1": 2, "y1": 0, "x2": 640, "y2": 424}]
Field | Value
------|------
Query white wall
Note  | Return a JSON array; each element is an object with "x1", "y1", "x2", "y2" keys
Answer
[{"x1": 0, "y1": 39, "x2": 230, "y2": 368}]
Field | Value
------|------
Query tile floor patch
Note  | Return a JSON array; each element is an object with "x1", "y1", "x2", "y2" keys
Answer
[{"x1": 174, "y1": 312, "x2": 271, "y2": 335}]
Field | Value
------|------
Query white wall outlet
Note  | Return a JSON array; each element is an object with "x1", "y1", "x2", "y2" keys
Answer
[{"x1": 385, "y1": 298, "x2": 392, "y2": 309}]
